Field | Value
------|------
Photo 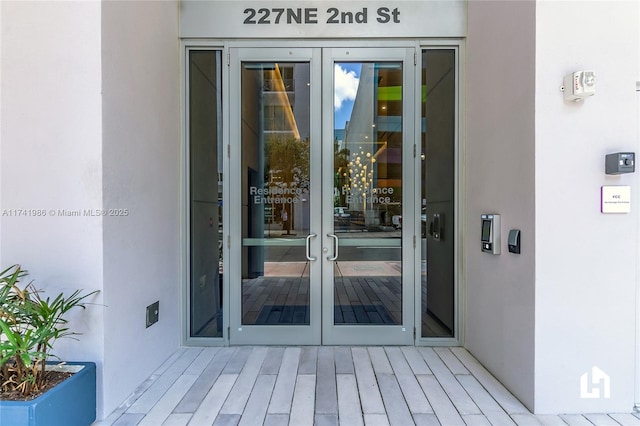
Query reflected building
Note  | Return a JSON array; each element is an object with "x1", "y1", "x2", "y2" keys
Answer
[{"x1": 339, "y1": 63, "x2": 403, "y2": 228}]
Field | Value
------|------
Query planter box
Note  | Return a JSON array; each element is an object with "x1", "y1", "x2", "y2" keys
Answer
[{"x1": 0, "y1": 362, "x2": 96, "y2": 426}]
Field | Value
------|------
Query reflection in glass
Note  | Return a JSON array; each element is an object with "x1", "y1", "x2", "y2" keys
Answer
[
  {"x1": 241, "y1": 62, "x2": 311, "y2": 325},
  {"x1": 333, "y1": 62, "x2": 403, "y2": 325},
  {"x1": 189, "y1": 51, "x2": 223, "y2": 337},
  {"x1": 421, "y1": 50, "x2": 456, "y2": 337}
]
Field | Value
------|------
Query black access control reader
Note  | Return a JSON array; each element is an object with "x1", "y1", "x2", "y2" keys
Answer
[
  {"x1": 481, "y1": 214, "x2": 500, "y2": 255},
  {"x1": 508, "y1": 229, "x2": 521, "y2": 254}
]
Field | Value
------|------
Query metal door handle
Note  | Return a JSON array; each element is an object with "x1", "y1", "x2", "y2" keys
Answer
[
  {"x1": 306, "y1": 233, "x2": 317, "y2": 261},
  {"x1": 327, "y1": 233, "x2": 339, "y2": 261}
]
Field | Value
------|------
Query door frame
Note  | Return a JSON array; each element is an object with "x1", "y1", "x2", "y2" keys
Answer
[
  {"x1": 228, "y1": 46, "x2": 323, "y2": 345},
  {"x1": 320, "y1": 47, "x2": 416, "y2": 345},
  {"x1": 180, "y1": 39, "x2": 464, "y2": 347},
  {"x1": 227, "y1": 43, "x2": 417, "y2": 346}
]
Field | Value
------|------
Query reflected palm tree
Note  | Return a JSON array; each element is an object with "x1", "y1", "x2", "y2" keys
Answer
[{"x1": 265, "y1": 136, "x2": 310, "y2": 235}]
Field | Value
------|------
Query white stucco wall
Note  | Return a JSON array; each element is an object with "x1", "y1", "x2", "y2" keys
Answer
[
  {"x1": 534, "y1": 0, "x2": 639, "y2": 413},
  {"x1": 100, "y1": 0, "x2": 181, "y2": 417},
  {"x1": 0, "y1": 0, "x2": 106, "y2": 415},
  {"x1": 465, "y1": 0, "x2": 537, "y2": 410},
  {"x1": 0, "y1": 0, "x2": 180, "y2": 419},
  {"x1": 466, "y1": 0, "x2": 639, "y2": 412}
]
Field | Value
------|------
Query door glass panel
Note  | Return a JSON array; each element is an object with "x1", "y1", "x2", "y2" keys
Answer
[
  {"x1": 333, "y1": 62, "x2": 403, "y2": 325},
  {"x1": 189, "y1": 50, "x2": 223, "y2": 338},
  {"x1": 241, "y1": 62, "x2": 312, "y2": 325},
  {"x1": 421, "y1": 50, "x2": 455, "y2": 337}
]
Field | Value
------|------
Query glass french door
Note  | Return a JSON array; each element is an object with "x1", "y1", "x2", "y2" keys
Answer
[{"x1": 229, "y1": 46, "x2": 414, "y2": 345}]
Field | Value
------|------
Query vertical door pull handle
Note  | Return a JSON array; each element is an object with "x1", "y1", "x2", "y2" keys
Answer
[
  {"x1": 327, "y1": 233, "x2": 339, "y2": 261},
  {"x1": 306, "y1": 233, "x2": 317, "y2": 261}
]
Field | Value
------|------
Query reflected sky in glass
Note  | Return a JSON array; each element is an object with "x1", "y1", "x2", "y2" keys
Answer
[{"x1": 334, "y1": 63, "x2": 361, "y2": 129}]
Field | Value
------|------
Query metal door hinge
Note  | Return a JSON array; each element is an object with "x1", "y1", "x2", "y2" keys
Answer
[
  {"x1": 413, "y1": 144, "x2": 416, "y2": 158},
  {"x1": 413, "y1": 327, "x2": 416, "y2": 339},
  {"x1": 414, "y1": 51, "x2": 417, "y2": 66},
  {"x1": 413, "y1": 235, "x2": 416, "y2": 248},
  {"x1": 227, "y1": 53, "x2": 230, "y2": 66},
  {"x1": 227, "y1": 235, "x2": 231, "y2": 248},
  {"x1": 227, "y1": 327, "x2": 230, "y2": 338},
  {"x1": 227, "y1": 144, "x2": 230, "y2": 158}
]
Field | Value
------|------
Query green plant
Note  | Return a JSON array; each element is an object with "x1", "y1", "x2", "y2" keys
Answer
[{"x1": 0, "y1": 265, "x2": 97, "y2": 397}]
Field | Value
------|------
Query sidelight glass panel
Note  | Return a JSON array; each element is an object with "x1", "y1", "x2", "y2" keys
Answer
[
  {"x1": 189, "y1": 51, "x2": 223, "y2": 337},
  {"x1": 333, "y1": 62, "x2": 403, "y2": 325},
  {"x1": 241, "y1": 62, "x2": 312, "y2": 325},
  {"x1": 421, "y1": 50, "x2": 456, "y2": 337}
]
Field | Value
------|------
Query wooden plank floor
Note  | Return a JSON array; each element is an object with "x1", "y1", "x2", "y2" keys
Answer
[{"x1": 95, "y1": 347, "x2": 640, "y2": 426}]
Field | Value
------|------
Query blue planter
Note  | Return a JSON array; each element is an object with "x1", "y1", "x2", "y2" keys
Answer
[{"x1": 0, "y1": 361, "x2": 96, "y2": 426}]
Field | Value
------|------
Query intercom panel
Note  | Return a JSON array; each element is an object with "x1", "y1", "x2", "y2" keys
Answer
[{"x1": 481, "y1": 214, "x2": 501, "y2": 254}]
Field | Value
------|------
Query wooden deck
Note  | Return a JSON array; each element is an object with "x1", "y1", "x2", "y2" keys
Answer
[{"x1": 95, "y1": 346, "x2": 640, "y2": 426}]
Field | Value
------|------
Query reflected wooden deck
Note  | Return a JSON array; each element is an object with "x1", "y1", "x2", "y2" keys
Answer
[
  {"x1": 242, "y1": 260, "x2": 452, "y2": 335},
  {"x1": 242, "y1": 261, "x2": 402, "y2": 325},
  {"x1": 242, "y1": 276, "x2": 311, "y2": 325}
]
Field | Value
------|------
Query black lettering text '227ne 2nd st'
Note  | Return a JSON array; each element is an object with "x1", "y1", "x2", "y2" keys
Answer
[{"x1": 243, "y1": 7, "x2": 400, "y2": 25}]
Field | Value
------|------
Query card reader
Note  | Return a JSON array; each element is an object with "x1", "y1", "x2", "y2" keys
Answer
[{"x1": 481, "y1": 214, "x2": 501, "y2": 255}]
